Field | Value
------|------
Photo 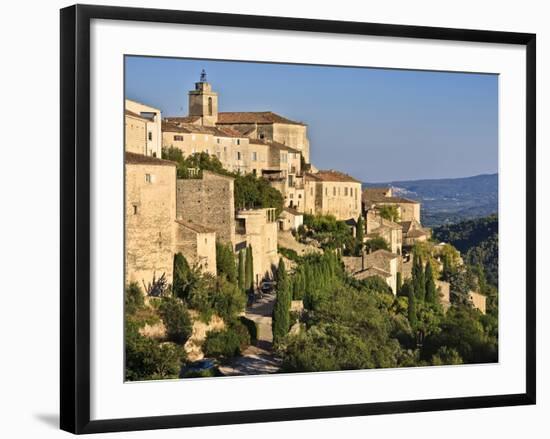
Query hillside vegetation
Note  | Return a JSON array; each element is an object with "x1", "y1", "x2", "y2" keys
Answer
[{"x1": 433, "y1": 215, "x2": 498, "y2": 287}]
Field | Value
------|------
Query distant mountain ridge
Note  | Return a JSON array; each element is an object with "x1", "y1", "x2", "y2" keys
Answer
[{"x1": 363, "y1": 173, "x2": 498, "y2": 227}]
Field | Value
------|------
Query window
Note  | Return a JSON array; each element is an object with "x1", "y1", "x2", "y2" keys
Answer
[
  {"x1": 259, "y1": 133, "x2": 265, "y2": 139},
  {"x1": 174, "y1": 135, "x2": 183, "y2": 141},
  {"x1": 282, "y1": 153, "x2": 288, "y2": 163},
  {"x1": 333, "y1": 187, "x2": 336, "y2": 196},
  {"x1": 145, "y1": 173, "x2": 152, "y2": 183},
  {"x1": 217, "y1": 138, "x2": 220, "y2": 144},
  {"x1": 208, "y1": 97, "x2": 213, "y2": 116},
  {"x1": 251, "y1": 151, "x2": 257, "y2": 161},
  {"x1": 298, "y1": 194, "x2": 302, "y2": 199},
  {"x1": 133, "y1": 205, "x2": 138, "y2": 215},
  {"x1": 325, "y1": 188, "x2": 328, "y2": 196},
  {"x1": 345, "y1": 187, "x2": 348, "y2": 196},
  {"x1": 236, "y1": 139, "x2": 240, "y2": 145},
  {"x1": 148, "y1": 131, "x2": 153, "y2": 141},
  {"x1": 236, "y1": 151, "x2": 241, "y2": 160}
]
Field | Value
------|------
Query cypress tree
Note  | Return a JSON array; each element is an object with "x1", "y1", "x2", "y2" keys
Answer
[
  {"x1": 407, "y1": 284, "x2": 417, "y2": 328},
  {"x1": 272, "y1": 258, "x2": 291, "y2": 345},
  {"x1": 244, "y1": 246, "x2": 252, "y2": 293},
  {"x1": 244, "y1": 244, "x2": 254, "y2": 292},
  {"x1": 248, "y1": 245, "x2": 254, "y2": 291},
  {"x1": 216, "y1": 242, "x2": 237, "y2": 283},
  {"x1": 413, "y1": 254, "x2": 426, "y2": 302},
  {"x1": 355, "y1": 214, "x2": 364, "y2": 256},
  {"x1": 396, "y1": 271, "x2": 402, "y2": 295},
  {"x1": 425, "y1": 259, "x2": 437, "y2": 303},
  {"x1": 237, "y1": 249, "x2": 245, "y2": 292},
  {"x1": 173, "y1": 252, "x2": 191, "y2": 300}
]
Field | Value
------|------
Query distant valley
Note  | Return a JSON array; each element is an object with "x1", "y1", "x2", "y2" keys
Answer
[{"x1": 363, "y1": 173, "x2": 498, "y2": 227}]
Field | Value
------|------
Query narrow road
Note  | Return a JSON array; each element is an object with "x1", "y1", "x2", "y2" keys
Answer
[{"x1": 219, "y1": 291, "x2": 282, "y2": 376}]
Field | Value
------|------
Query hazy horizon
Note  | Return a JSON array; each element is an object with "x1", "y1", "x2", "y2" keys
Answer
[{"x1": 125, "y1": 56, "x2": 498, "y2": 182}]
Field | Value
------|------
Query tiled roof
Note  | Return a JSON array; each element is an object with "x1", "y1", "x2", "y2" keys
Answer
[
  {"x1": 249, "y1": 138, "x2": 300, "y2": 154},
  {"x1": 125, "y1": 152, "x2": 176, "y2": 167},
  {"x1": 164, "y1": 116, "x2": 201, "y2": 124},
  {"x1": 362, "y1": 187, "x2": 391, "y2": 198},
  {"x1": 217, "y1": 111, "x2": 305, "y2": 126},
  {"x1": 362, "y1": 189, "x2": 419, "y2": 204},
  {"x1": 305, "y1": 170, "x2": 361, "y2": 183},
  {"x1": 406, "y1": 229, "x2": 428, "y2": 238},
  {"x1": 368, "y1": 249, "x2": 399, "y2": 260},
  {"x1": 282, "y1": 207, "x2": 301, "y2": 216},
  {"x1": 400, "y1": 221, "x2": 413, "y2": 233},
  {"x1": 176, "y1": 219, "x2": 216, "y2": 234},
  {"x1": 162, "y1": 121, "x2": 244, "y2": 138},
  {"x1": 125, "y1": 109, "x2": 150, "y2": 121},
  {"x1": 357, "y1": 266, "x2": 392, "y2": 279}
]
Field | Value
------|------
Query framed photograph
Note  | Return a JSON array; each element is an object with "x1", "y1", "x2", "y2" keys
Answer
[{"x1": 60, "y1": 4, "x2": 536, "y2": 434}]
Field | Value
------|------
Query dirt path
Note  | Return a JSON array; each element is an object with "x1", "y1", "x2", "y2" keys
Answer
[{"x1": 219, "y1": 291, "x2": 282, "y2": 376}]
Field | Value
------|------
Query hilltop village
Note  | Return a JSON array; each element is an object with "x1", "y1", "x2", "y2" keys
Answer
[{"x1": 125, "y1": 71, "x2": 490, "y2": 378}]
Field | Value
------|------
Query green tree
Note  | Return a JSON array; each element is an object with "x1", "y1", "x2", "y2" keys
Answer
[
  {"x1": 245, "y1": 245, "x2": 254, "y2": 292},
  {"x1": 216, "y1": 241, "x2": 237, "y2": 284},
  {"x1": 173, "y1": 252, "x2": 194, "y2": 300},
  {"x1": 125, "y1": 282, "x2": 144, "y2": 315},
  {"x1": 272, "y1": 258, "x2": 291, "y2": 345},
  {"x1": 237, "y1": 249, "x2": 245, "y2": 292},
  {"x1": 425, "y1": 260, "x2": 437, "y2": 303},
  {"x1": 396, "y1": 272, "x2": 402, "y2": 295},
  {"x1": 125, "y1": 320, "x2": 186, "y2": 381},
  {"x1": 364, "y1": 236, "x2": 390, "y2": 253},
  {"x1": 407, "y1": 284, "x2": 417, "y2": 328},
  {"x1": 412, "y1": 253, "x2": 426, "y2": 302},
  {"x1": 159, "y1": 297, "x2": 193, "y2": 344},
  {"x1": 355, "y1": 214, "x2": 364, "y2": 256},
  {"x1": 378, "y1": 205, "x2": 400, "y2": 222}
]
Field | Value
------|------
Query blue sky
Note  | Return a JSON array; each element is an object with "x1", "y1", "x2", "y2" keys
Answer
[{"x1": 125, "y1": 56, "x2": 498, "y2": 182}]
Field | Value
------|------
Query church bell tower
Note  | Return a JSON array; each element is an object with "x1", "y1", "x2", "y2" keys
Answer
[{"x1": 188, "y1": 69, "x2": 218, "y2": 126}]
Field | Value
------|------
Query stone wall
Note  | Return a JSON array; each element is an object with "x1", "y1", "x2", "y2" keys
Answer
[
  {"x1": 272, "y1": 123, "x2": 310, "y2": 163},
  {"x1": 174, "y1": 222, "x2": 217, "y2": 275},
  {"x1": 125, "y1": 99, "x2": 162, "y2": 158},
  {"x1": 125, "y1": 114, "x2": 147, "y2": 155},
  {"x1": 176, "y1": 171, "x2": 235, "y2": 245},
  {"x1": 125, "y1": 158, "x2": 176, "y2": 287},
  {"x1": 236, "y1": 208, "x2": 279, "y2": 285},
  {"x1": 304, "y1": 179, "x2": 362, "y2": 221}
]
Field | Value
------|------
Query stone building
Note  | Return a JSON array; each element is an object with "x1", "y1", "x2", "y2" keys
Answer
[
  {"x1": 176, "y1": 171, "x2": 236, "y2": 245},
  {"x1": 279, "y1": 207, "x2": 304, "y2": 231},
  {"x1": 303, "y1": 170, "x2": 362, "y2": 221},
  {"x1": 162, "y1": 121, "x2": 252, "y2": 174},
  {"x1": 174, "y1": 220, "x2": 217, "y2": 275},
  {"x1": 217, "y1": 111, "x2": 310, "y2": 163},
  {"x1": 125, "y1": 152, "x2": 177, "y2": 286},
  {"x1": 362, "y1": 187, "x2": 421, "y2": 223},
  {"x1": 365, "y1": 210, "x2": 403, "y2": 255},
  {"x1": 235, "y1": 208, "x2": 279, "y2": 286},
  {"x1": 125, "y1": 99, "x2": 162, "y2": 158},
  {"x1": 400, "y1": 219, "x2": 431, "y2": 247},
  {"x1": 342, "y1": 249, "x2": 400, "y2": 294}
]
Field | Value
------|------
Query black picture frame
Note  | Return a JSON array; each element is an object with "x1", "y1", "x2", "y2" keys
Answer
[{"x1": 60, "y1": 4, "x2": 536, "y2": 434}]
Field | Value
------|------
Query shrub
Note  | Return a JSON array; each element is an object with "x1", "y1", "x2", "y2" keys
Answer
[
  {"x1": 238, "y1": 316, "x2": 258, "y2": 344},
  {"x1": 203, "y1": 328, "x2": 242, "y2": 359},
  {"x1": 125, "y1": 320, "x2": 186, "y2": 381},
  {"x1": 125, "y1": 282, "x2": 144, "y2": 315},
  {"x1": 158, "y1": 296, "x2": 193, "y2": 344}
]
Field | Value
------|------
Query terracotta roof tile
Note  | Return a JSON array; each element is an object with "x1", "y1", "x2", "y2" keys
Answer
[
  {"x1": 217, "y1": 111, "x2": 305, "y2": 126},
  {"x1": 305, "y1": 170, "x2": 361, "y2": 183},
  {"x1": 125, "y1": 152, "x2": 176, "y2": 167}
]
